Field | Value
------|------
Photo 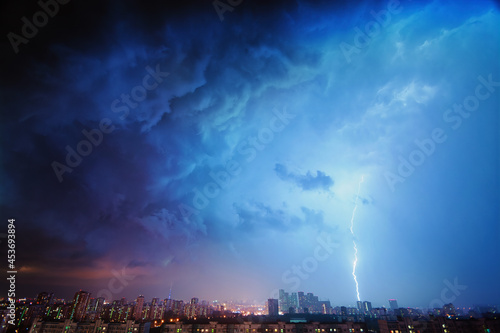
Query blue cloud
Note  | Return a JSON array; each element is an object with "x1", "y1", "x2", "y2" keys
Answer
[{"x1": 274, "y1": 163, "x2": 334, "y2": 191}]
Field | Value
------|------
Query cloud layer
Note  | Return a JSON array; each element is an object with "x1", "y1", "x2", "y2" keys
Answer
[{"x1": 0, "y1": 0, "x2": 499, "y2": 307}]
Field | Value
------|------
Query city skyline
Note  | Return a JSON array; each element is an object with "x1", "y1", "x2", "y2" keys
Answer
[
  {"x1": 1, "y1": 0, "x2": 499, "y2": 313},
  {"x1": 7, "y1": 288, "x2": 495, "y2": 312},
  {"x1": 12, "y1": 288, "x2": 500, "y2": 333}
]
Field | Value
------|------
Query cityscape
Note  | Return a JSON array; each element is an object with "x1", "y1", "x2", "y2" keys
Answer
[
  {"x1": 1, "y1": 0, "x2": 499, "y2": 332},
  {"x1": 1, "y1": 289, "x2": 498, "y2": 332}
]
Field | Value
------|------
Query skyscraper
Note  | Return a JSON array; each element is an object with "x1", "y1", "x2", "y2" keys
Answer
[
  {"x1": 134, "y1": 295, "x2": 145, "y2": 321},
  {"x1": 184, "y1": 298, "x2": 199, "y2": 318},
  {"x1": 298, "y1": 292, "x2": 305, "y2": 309},
  {"x1": 150, "y1": 298, "x2": 160, "y2": 320},
  {"x1": 86, "y1": 297, "x2": 105, "y2": 321},
  {"x1": 289, "y1": 292, "x2": 298, "y2": 310},
  {"x1": 278, "y1": 289, "x2": 289, "y2": 313},
  {"x1": 357, "y1": 301, "x2": 363, "y2": 313},
  {"x1": 340, "y1": 306, "x2": 347, "y2": 316},
  {"x1": 389, "y1": 299, "x2": 399, "y2": 311},
  {"x1": 69, "y1": 291, "x2": 90, "y2": 321},
  {"x1": 268, "y1": 299, "x2": 279, "y2": 316},
  {"x1": 363, "y1": 301, "x2": 372, "y2": 314},
  {"x1": 172, "y1": 300, "x2": 184, "y2": 316}
]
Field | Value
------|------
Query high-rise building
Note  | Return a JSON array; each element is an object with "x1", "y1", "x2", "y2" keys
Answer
[
  {"x1": 289, "y1": 292, "x2": 298, "y2": 310},
  {"x1": 298, "y1": 292, "x2": 306, "y2": 310},
  {"x1": 134, "y1": 296, "x2": 145, "y2": 321},
  {"x1": 85, "y1": 297, "x2": 105, "y2": 321},
  {"x1": 87, "y1": 297, "x2": 105, "y2": 312},
  {"x1": 389, "y1": 299, "x2": 399, "y2": 311},
  {"x1": 172, "y1": 300, "x2": 184, "y2": 316},
  {"x1": 319, "y1": 301, "x2": 332, "y2": 314},
  {"x1": 278, "y1": 289, "x2": 289, "y2": 313},
  {"x1": 184, "y1": 301, "x2": 198, "y2": 318},
  {"x1": 150, "y1": 298, "x2": 160, "y2": 320},
  {"x1": 340, "y1": 306, "x2": 347, "y2": 316},
  {"x1": 363, "y1": 301, "x2": 372, "y2": 314},
  {"x1": 268, "y1": 299, "x2": 279, "y2": 316},
  {"x1": 69, "y1": 291, "x2": 90, "y2": 321},
  {"x1": 357, "y1": 301, "x2": 363, "y2": 313},
  {"x1": 306, "y1": 293, "x2": 314, "y2": 302}
]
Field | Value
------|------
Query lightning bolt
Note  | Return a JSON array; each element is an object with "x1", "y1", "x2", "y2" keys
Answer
[{"x1": 350, "y1": 175, "x2": 364, "y2": 302}]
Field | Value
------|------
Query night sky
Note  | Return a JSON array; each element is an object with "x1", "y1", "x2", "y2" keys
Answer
[{"x1": 1, "y1": 0, "x2": 499, "y2": 309}]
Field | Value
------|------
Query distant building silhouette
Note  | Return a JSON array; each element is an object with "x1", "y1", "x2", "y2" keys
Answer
[
  {"x1": 357, "y1": 301, "x2": 363, "y2": 313},
  {"x1": 444, "y1": 303, "x2": 456, "y2": 316},
  {"x1": 36, "y1": 292, "x2": 54, "y2": 306},
  {"x1": 278, "y1": 289, "x2": 299, "y2": 313},
  {"x1": 268, "y1": 299, "x2": 279, "y2": 316},
  {"x1": 389, "y1": 299, "x2": 399, "y2": 311},
  {"x1": 363, "y1": 301, "x2": 372, "y2": 314},
  {"x1": 279, "y1": 289, "x2": 288, "y2": 313}
]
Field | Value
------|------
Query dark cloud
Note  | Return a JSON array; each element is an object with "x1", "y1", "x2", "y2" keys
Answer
[
  {"x1": 232, "y1": 201, "x2": 333, "y2": 235},
  {"x1": 232, "y1": 201, "x2": 301, "y2": 233},
  {"x1": 0, "y1": 0, "x2": 498, "y2": 306},
  {"x1": 274, "y1": 163, "x2": 334, "y2": 191}
]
